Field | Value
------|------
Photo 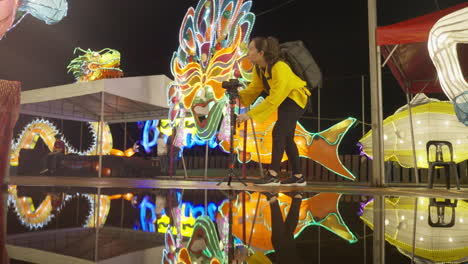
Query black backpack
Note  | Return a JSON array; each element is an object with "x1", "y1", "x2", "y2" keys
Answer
[{"x1": 256, "y1": 40, "x2": 322, "y2": 111}]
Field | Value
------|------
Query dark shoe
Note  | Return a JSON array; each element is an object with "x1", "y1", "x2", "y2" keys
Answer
[
  {"x1": 254, "y1": 173, "x2": 280, "y2": 186},
  {"x1": 281, "y1": 176, "x2": 306, "y2": 186}
]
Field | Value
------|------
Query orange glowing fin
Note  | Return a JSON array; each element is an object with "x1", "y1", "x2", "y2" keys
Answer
[{"x1": 301, "y1": 118, "x2": 356, "y2": 181}]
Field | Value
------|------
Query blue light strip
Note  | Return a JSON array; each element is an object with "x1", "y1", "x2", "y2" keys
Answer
[{"x1": 141, "y1": 120, "x2": 160, "y2": 153}]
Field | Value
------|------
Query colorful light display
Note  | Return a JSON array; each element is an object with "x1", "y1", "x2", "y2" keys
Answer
[
  {"x1": 82, "y1": 194, "x2": 111, "y2": 228},
  {"x1": 10, "y1": 119, "x2": 114, "y2": 166},
  {"x1": 137, "y1": 192, "x2": 220, "y2": 238},
  {"x1": 359, "y1": 95, "x2": 468, "y2": 168},
  {"x1": 7, "y1": 185, "x2": 113, "y2": 229},
  {"x1": 361, "y1": 197, "x2": 468, "y2": 263},
  {"x1": 140, "y1": 117, "x2": 218, "y2": 154},
  {"x1": 220, "y1": 105, "x2": 357, "y2": 180},
  {"x1": 217, "y1": 192, "x2": 357, "y2": 251},
  {"x1": 428, "y1": 7, "x2": 468, "y2": 126},
  {"x1": 162, "y1": 217, "x2": 224, "y2": 264},
  {"x1": 168, "y1": 0, "x2": 255, "y2": 140},
  {"x1": 7, "y1": 186, "x2": 71, "y2": 229},
  {"x1": 67, "y1": 48, "x2": 124, "y2": 82},
  {"x1": 0, "y1": 0, "x2": 68, "y2": 40}
]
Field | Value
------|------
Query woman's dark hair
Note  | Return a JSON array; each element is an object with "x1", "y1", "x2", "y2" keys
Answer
[{"x1": 251, "y1": 36, "x2": 281, "y2": 64}]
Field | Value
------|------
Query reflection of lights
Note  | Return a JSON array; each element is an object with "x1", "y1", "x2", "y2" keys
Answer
[
  {"x1": 136, "y1": 194, "x2": 221, "y2": 237},
  {"x1": 419, "y1": 215, "x2": 424, "y2": 221},
  {"x1": 401, "y1": 215, "x2": 405, "y2": 220},
  {"x1": 140, "y1": 196, "x2": 156, "y2": 232},
  {"x1": 384, "y1": 135, "x2": 388, "y2": 140},
  {"x1": 460, "y1": 218, "x2": 464, "y2": 223},
  {"x1": 385, "y1": 219, "x2": 389, "y2": 225},
  {"x1": 123, "y1": 193, "x2": 133, "y2": 201},
  {"x1": 449, "y1": 237, "x2": 453, "y2": 242},
  {"x1": 419, "y1": 237, "x2": 424, "y2": 242}
]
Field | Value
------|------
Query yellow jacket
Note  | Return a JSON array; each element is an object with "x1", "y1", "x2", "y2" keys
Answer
[{"x1": 239, "y1": 60, "x2": 310, "y2": 123}]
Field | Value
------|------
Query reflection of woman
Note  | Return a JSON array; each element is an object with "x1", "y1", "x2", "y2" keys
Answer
[
  {"x1": 237, "y1": 37, "x2": 310, "y2": 186},
  {"x1": 267, "y1": 192, "x2": 303, "y2": 264}
]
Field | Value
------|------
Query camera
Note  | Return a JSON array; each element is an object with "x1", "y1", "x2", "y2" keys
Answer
[{"x1": 222, "y1": 79, "x2": 242, "y2": 99}]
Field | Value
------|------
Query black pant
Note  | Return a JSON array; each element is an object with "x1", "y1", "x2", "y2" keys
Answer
[
  {"x1": 270, "y1": 98, "x2": 305, "y2": 175},
  {"x1": 270, "y1": 197, "x2": 303, "y2": 264}
]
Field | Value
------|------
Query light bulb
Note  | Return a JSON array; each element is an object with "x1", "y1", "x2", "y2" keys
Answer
[
  {"x1": 419, "y1": 237, "x2": 424, "y2": 241},
  {"x1": 385, "y1": 219, "x2": 389, "y2": 225},
  {"x1": 449, "y1": 237, "x2": 453, "y2": 242},
  {"x1": 401, "y1": 215, "x2": 405, "y2": 220}
]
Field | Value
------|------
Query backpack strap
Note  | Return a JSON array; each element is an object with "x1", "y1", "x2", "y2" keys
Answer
[{"x1": 255, "y1": 62, "x2": 277, "y2": 95}]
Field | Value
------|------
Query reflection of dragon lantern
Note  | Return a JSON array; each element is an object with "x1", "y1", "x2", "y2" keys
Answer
[
  {"x1": 168, "y1": 0, "x2": 255, "y2": 140},
  {"x1": 67, "y1": 48, "x2": 124, "y2": 82}
]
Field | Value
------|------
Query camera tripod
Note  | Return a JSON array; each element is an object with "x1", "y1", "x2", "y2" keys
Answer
[{"x1": 218, "y1": 84, "x2": 247, "y2": 186}]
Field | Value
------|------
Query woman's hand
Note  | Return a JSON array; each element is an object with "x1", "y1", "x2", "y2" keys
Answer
[{"x1": 236, "y1": 113, "x2": 251, "y2": 123}]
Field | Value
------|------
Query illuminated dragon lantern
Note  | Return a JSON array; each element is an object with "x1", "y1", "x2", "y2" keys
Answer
[
  {"x1": 67, "y1": 48, "x2": 124, "y2": 82},
  {"x1": 168, "y1": 0, "x2": 255, "y2": 140}
]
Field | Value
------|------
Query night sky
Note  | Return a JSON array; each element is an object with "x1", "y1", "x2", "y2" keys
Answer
[{"x1": 1, "y1": 0, "x2": 465, "y2": 152}]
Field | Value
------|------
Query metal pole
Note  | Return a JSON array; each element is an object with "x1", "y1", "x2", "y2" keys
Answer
[
  {"x1": 79, "y1": 122, "x2": 83, "y2": 152},
  {"x1": 368, "y1": 0, "x2": 385, "y2": 263},
  {"x1": 405, "y1": 88, "x2": 420, "y2": 184},
  {"x1": 204, "y1": 190, "x2": 208, "y2": 216},
  {"x1": 249, "y1": 118, "x2": 264, "y2": 177},
  {"x1": 181, "y1": 152, "x2": 188, "y2": 179},
  {"x1": 94, "y1": 188, "x2": 101, "y2": 262},
  {"x1": 124, "y1": 122, "x2": 127, "y2": 150},
  {"x1": 242, "y1": 121, "x2": 248, "y2": 179},
  {"x1": 318, "y1": 226, "x2": 321, "y2": 264},
  {"x1": 204, "y1": 142, "x2": 209, "y2": 180},
  {"x1": 361, "y1": 75, "x2": 365, "y2": 137},
  {"x1": 368, "y1": 3, "x2": 385, "y2": 187},
  {"x1": 363, "y1": 221, "x2": 367, "y2": 264},
  {"x1": 98, "y1": 92, "x2": 105, "y2": 178},
  {"x1": 381, "y1": 44, "x2": 399, "y2": 68},
  {"x1": 411, "y1": 198, "x2": 419, "y2": 263},
  {"x1": 317, "y1": 87, "x2": 321, "y2": 131},
  {"x1": 120, "y1": 197, "x2": 125, "y2": 228},
  {"x1": 76, "y1": 196, "x2": 80, "y2": 225}
]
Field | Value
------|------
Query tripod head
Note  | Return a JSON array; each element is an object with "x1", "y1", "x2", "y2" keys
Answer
[{"x1": 222, "y1": 79, "x2": 241, "y2": 104}]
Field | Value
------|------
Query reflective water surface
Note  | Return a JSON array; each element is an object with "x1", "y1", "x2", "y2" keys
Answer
[{"x1": 7, "y1": 183, "x2": 466, "y2": 264}]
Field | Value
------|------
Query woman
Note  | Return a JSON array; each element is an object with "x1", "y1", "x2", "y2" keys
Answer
[{"x1": 237, "y1": 36, "x2": 310, "y2": 186}]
